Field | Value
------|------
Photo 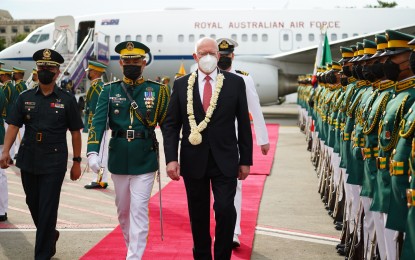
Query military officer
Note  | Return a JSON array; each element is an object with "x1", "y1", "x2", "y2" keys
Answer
[
  {"x1": 402, "y1": 34, "x2": 415, "y2": 260},
  {"x1": 216, "y1": 38, "x2": 270, "y2": 248},
  {"x1": 87, "y1": 41, "x2": 169, "y2": 259},
  {"x1": 0, "y1": 48, "x2": 84, "y2": 259},
  {"x1": 83, "y1": 60, "x2": 110, "y2": 189}
]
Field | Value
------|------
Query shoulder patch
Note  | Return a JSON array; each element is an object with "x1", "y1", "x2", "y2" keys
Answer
[{"x1": 235, "y1": 70, "x2": 249, "y2": 76}]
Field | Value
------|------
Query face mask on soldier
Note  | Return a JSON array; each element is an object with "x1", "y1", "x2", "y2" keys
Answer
[
  {"x1": 217, "y1": 56, "x2": 232, "y2": 71},
  {"x1": 340, "y1": 76, "x2": 349, "y2": 86},
  {"x1": 342, "y1": 65, "x2": 353, "y2": 77},
  {"x1": 123, "y1": 65, "x2": 142, "y2": 80},
  {"x1": 38, "y1": 70, "x2": 56, "y2": 85},
  {"x1": 383, "y1": 57, "x2": 408, "y2": 82},
  {"x1": 353, "y1": 64, "x2": 365, "y2": 80},
  {"x1": 371, "y1": 61, "x2": 384, "y2": 79},
  {"x1": 409, "y1": 51, "x2": 415, "y2": 74},
  {"x1": 362, "y1": 64, "x2": 377, "y2": 82}
]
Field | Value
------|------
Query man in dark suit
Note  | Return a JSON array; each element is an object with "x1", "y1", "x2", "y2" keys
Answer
[{"x1": 163, "y1": 37, "x2": 253, "y2": 260}]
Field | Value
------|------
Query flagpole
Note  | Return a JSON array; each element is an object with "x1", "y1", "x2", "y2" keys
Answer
[{"x1": 311, "y1": 26, "x2": 326, "y2": 87}]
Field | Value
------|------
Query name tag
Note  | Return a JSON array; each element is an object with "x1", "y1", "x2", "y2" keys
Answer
[{"x1": 110, "y1": 97, "x2": 126, "y2": 103}]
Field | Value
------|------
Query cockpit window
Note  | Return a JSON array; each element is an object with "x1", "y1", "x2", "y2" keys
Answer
[
  {"x1": 28, "y1": 34, "x2": 40, "y2": 43},
  {"x1": 38, "y1": 34, "x2": 49, "y2": 42},
  {"x1": 27, "y1": 34, "x2": 49, "y2": 44}
]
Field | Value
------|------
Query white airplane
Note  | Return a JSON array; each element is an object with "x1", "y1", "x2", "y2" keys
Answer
[{"x1": 0, "y1": 8, "x2": 414, "y2": 105}]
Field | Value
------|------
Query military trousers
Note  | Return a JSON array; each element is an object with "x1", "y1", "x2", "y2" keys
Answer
[
  {"x1": 112, "y1": 172, "x2": 155, "y2": 260},
  {"x1": 0, "y1": 145, "x2": 7, "y2": 216}
]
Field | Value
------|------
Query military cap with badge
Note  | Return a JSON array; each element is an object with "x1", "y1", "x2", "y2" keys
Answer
[
  {"x1": 216, "y1": 38, "x2": 238, "y2": 71},
  {"x1": 85, "y1": 60, "x2": 107, "y2": 73}
]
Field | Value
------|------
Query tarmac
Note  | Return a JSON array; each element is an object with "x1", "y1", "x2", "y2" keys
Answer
[{"x1": 0, "y1": 103, "x2": 343, "y2": 259}]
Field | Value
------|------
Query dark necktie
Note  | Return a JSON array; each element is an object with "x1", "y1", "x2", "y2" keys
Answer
[{"x1": 203, "y1": 75, "x2": 212, "y2": 112}]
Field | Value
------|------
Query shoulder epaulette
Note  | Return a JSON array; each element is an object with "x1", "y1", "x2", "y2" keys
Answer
[
  {"x1": 104, "y1": 80, "x2": 121, "y2": 86},
  {"x1": 235, "y1": 70, "x2": 249, "y2": 76},
  {"x1": 146, "y1": 79, "x2": 164, "y2": 86}
]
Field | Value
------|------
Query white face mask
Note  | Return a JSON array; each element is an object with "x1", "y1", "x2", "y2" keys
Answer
[{"x1": 198, "y1": 54, "x2": 217, "y2": 74}]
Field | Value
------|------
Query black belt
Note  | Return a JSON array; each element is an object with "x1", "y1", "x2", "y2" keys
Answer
[
  {"x1": 112, "y1": 130, "x2": 146, "y2": 140},
  {"x1": 25, "y1": 131, "x2": 66, "y2": 143}
]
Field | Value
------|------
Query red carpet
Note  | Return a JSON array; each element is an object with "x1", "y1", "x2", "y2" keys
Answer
[
  {"x1": 250, "y1": 124, "x2": 279, "y2": 175},
  {"x1": 81, "y1": 124, "x2": 278, "y2": 259}
]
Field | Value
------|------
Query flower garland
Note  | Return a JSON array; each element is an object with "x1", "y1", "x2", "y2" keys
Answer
[{"x1": 187, "y1": 71, "x2": 224, "y2": 145}]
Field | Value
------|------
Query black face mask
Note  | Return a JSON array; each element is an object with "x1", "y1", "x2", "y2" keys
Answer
[
  {"x1": 217, "y1": 56, "x2": 232, "y2": 71},
  {"x1": 371, "y1": 61, "x2": 384, "y2": 79},
  {"x1": 342, "y1": 65, "x2": 352, "y2": 77},
  {"x1": 38, "y1": 70, "x2": 56, "y2": 85},
  {"x1": 327, "y1": 71, "x2": 337, "y2": 84},
  {"x1": 410, "y1": 51, "x2": 415, "y2": 74},
  {"x1": 362, "y1": 64, "x2": 377, "y2": 82},
  {"x1": 340, "y1": 76, "x2": 349, "y2": 86},
  {"x1": 123, "y1": 65, "x2": 142, "y2": 80},
  {"x1": 383, "y1": 58, "x2": 406, "y2": 82}
]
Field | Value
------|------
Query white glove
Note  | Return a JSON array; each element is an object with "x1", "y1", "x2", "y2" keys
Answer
[{"x1": 88, "y1": 153, "x2": 101, "y2": 173}]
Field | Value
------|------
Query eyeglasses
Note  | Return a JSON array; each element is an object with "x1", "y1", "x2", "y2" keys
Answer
[{"x1": 197, "y1": 51, "x2": 218, "y2": 57}]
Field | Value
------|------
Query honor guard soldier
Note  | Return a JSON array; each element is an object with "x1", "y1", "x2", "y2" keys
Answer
[
  {"x1": 13, "y1": 66, "x2": 27, "y2": 93},
  {"x1": 83, "y1": 60, "x2": 110, "y2": 189},
  {"x1": 378, "y1": 30, "x2": 415, "y2": 258},
  {"x1": 402, "y1": 36, "x2": 415, "y2": 260},
  {"x1": 0, "y1": 48, "x2": 84, "y2": 259},
  {"x1": 216, "y1": 37, "x2": 270, "y2": 248},
  {"x1": 0, "y1": 83, "x2": 8, "y2": 222},
  {"x1": 87, "y1": 41, "x2": 170, "y2": 259},
  {"x1": 28, "y1": 68, "x2": 39, "y2": 90}
]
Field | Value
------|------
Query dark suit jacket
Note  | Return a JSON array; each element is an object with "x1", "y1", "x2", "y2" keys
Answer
[{"x1": 163, "y1": 69, "x2": 253, "y2": 179}]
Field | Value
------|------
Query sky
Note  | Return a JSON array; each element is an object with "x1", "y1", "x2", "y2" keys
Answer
[{"x1": 2, "y1": 0, "x2": 415, "y2": 19}]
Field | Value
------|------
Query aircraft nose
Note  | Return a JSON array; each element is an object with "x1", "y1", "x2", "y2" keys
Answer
[{"x1": 0, "y1": 42, "x2": 24, "y2": 60}]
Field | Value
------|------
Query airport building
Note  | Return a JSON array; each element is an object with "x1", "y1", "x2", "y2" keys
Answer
[{"x1": 0, "y1": 9, "x2": 52, "y2": 48}]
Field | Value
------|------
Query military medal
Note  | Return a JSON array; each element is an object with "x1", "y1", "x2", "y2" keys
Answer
[{"x1": 144, "y1": 87, "x2": 155, "y2": 110}]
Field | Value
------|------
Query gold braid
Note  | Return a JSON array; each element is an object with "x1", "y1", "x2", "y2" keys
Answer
[
  {"x1": 362, "y1": 92, "x2": 390, "y2": 135},
  {"x1": 346, "y1": 92, "x2": 363, "y2": 118},
  {"x1": 380, "y1": 95, "x2": 408, "y2": 152},
  {"x1": 399, "y1": 109, "x2": 415, "y2": 139}
]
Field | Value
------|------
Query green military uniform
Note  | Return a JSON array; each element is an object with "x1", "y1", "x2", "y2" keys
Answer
[
  {"x1": 87, "y1": 42, "x2": 170, "y2": 175},
  {"x1": 0, "y1": 88, "x2": 6, "y2": 144},
  {"x1": 0, "y1": 68, "x2": 18, "y2": 119},
  {"x1": 83, "y1": 60, "x2": 107, "y2": 133},
  {"x1": 13, "y1": 67, "x2": 27, "y2": 93}
]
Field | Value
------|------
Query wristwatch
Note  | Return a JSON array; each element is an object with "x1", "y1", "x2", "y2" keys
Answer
[{"x1": 73, "y1": 157, "x2": 82, "y2": 162}]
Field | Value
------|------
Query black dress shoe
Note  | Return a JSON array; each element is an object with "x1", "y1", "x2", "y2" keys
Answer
[
  {"x1": 336, "y1": 243, "x2": 345, "y2": 249},
  {"x1": 84, "y1": 182, "x2": 108, "y2": 189},
  {"x1": 337, "y1": 247, "x2": 346, "y2": 256},
  {"x1": 0, "y1": 213, "x2": 7, "y2": 222},
  {"x1": 335, "y1": 224, "x2": 343, "y2": 231},
  {"x1": 51, "y1": 230, "x2": 60, "y2": 257}
]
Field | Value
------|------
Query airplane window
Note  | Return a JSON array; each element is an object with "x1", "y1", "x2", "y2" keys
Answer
[
  {"x1": 342, "y1": 33, "x2": 348, "y2": 39},
  {"x1": 178, "y1": 34, "x2": 184, "y2": 42},
  {"x1": 262, "y1": 34, "x2": 268, "y2": 42},
  {"x1": 283, "y1": 34, "x2": 289, "y2": 41},
  {"x1": 0, "y1": 27, "x2": 5, "y2": 33},
  {"x1": 38, "y1": 34, "x2": 49, "y2": 42},
  {"x1": 125, "y1": 35, "x2": 131, "y2": 41},
  {"x1": 189, "y1": 34, "x2": 195, "y2": 42},
  {"x1": 157, "y1": 35, "x2": 163, "y2": 42},
  {"x1": 146, "y1": 35, "x2": 152, "y2": 42},
  {"x1": 136, "y1": 35, "x2": 142, "y2": 42},
  {"x1": 331, "y1": 33, "x2": 337, "y2": 41},
  {"x1": 210, "y1": 34, "x2": 216, "y2": 39},
  {"x1": 28, "y1": 34, "x2": 40, "y2": 43},
  {"x1": 105, "y1": 35, "x2": 110, "y2": 44},
  {"x1": 231, "y1": 34, "x2": 237, "y2": 41},
  {"x1": 199, "y1": 34, "x2": 205, "y2": 39},
  {"x1": 252, "y1": 34, "x2": 258, "y2": 42},
  {"x1": 296, "y1": 33, "x2": 302, "y2": 41},
  {"x1": 115, "y1": 35, "x2": 120, "y2": 43},
  {"x1": 242, "y1": 34, "x2": 248, "y2": 42},
  {"x1": 308, "y1": 33, "x2": 315, "y2": 41}
]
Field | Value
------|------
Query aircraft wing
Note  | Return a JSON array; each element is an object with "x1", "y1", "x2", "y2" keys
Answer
[{"x1": 264, "y1": 23, "x2": 415, "y2": 75}]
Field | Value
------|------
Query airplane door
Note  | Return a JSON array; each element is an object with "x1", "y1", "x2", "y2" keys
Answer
[
  {"x1": 279, "y1": 29, "x2": 293, "y2": 52},
  {"x1": 77, "y1": 21, "x2": 95, "y2": 49}
]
